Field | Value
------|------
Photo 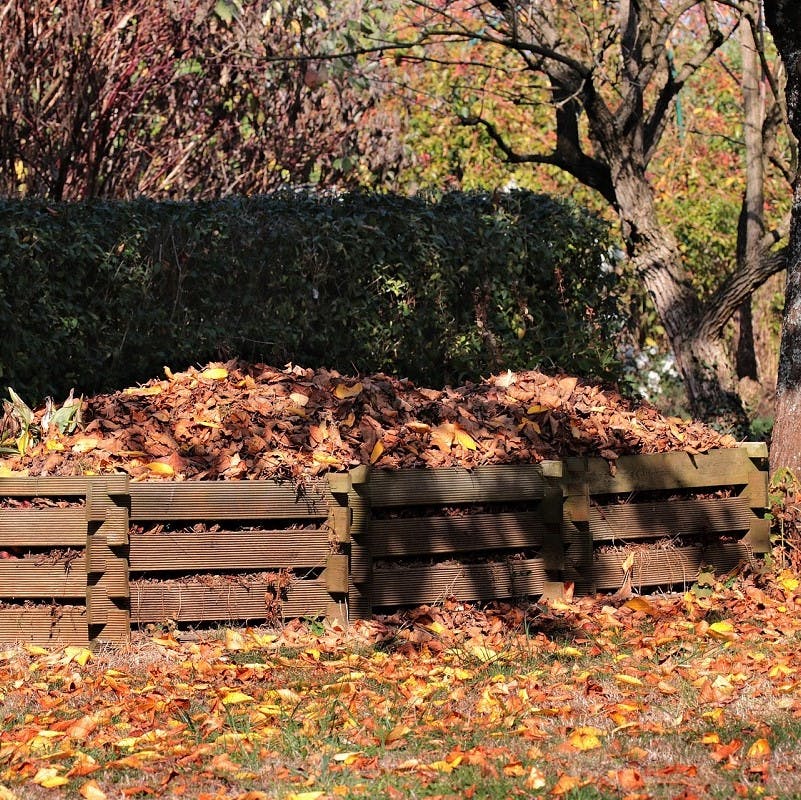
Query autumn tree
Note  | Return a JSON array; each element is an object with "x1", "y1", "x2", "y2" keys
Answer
[
  {"x1": 763, "y1": 0, "x2": 801, "y2": 471},
  {"x1": 360, "y1": 0, "x2": 789, "y2": 428},
  {"x1": 0, "y1": 0, "x2": 403, "y2": 199}
]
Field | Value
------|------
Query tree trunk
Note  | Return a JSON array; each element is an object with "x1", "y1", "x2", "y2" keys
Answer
[
  {"x1": 611, "y1": 159, "x2": 748, "y2": 428},
  {"x1": 764, "y1": 0, "x2": 801, "y2": 472},
  {"x1": 735, "y1": 8, "x2": 765, "y2": 385}
]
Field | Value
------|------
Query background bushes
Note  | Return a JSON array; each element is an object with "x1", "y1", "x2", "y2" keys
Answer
[{"x1": 0, "y1": 191, "x2": 620, "y2": 401}]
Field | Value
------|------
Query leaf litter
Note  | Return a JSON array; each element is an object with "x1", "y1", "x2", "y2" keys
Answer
[
  {"x1": 0, "y1": 360, "x2": 785, "y2": 798},
  {"x1": 1, "y1": 574, "x2": 801, "y2": 799},
  {"x1": 0, "y1": 360, "x2": 736, "y2": 481}
]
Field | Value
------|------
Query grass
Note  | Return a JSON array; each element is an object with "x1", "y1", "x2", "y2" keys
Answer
[{"x1": 2, "y1": 577, "x2": 801, "y2": 799}]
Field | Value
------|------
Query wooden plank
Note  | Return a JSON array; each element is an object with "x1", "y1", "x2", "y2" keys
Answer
[
  {"x1": 589, "y1": 497, "x2": 754, "y2": 542},
  {"x1": 0, "y1": 508, "x2": 86, "y2": 546},
  {"x1": 129, "y1": 530, "x2": 330, "y2": 571},
  {"x1": 0, "y1": 476, "x2": 126, "y2": 496},
  {"x1": 130, "y1": 577, "x2": 330, "y2": 623},
  {"x1": 368, "y1": 465, "x2": 551, "y2": 508},
  {"x1": 564, "y1": 448, "x2": 760, "y2": 496},
  {"x1": 370, "y1": 558, "x2": 546, "y2": 606},
  {"x1": 0, "y1": 560, "x2": 86, "y2": 598},
  {"x1": 369, "y1": 511, "x2": 548, "y2": 558},
  {"x1": 0, "y1": 606, "x2": 88, "y2": 645},
  {"x1": 129, "y1": 481, "x2": 331, "y2": 521},
  {"x1": 593, "y1": 541, "x2": 753, "y2": 590}
]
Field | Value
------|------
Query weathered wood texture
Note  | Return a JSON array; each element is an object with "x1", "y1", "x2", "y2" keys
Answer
[
  {"x1": 562, "y1": 444, "x2": 770, "y2": 591},
  {"x1": 0, "y1": 476, "x2": 129, "y2": 646},
  {"x1": 0, "y1": 445, "x2": 770, "y2": 642},
  {"x1": 127, "y1": 479, "x2": 342, "y2": 627},
  {"x1": 346, "y1": 464, "x2": 562, "y2": 615}
]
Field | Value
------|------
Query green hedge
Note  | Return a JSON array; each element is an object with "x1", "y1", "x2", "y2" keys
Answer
[{"x1": 0, "y1": 191, "x2": 620, "y2": 401}]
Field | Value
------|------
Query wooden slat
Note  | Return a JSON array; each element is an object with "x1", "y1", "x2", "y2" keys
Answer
[
  {"x1": 0, "y1": 560, "x2": 85, "y2": 598},
  {"x1": 0, "y1": 606, "x2": 88, "y2": 645},
  {"x1": 370, "y1": 558, "x2": 546, "y2": 606},
  {"x1": 0, "y1": 508, "x2": 86, "y2": 546},
  {"x1": 593, "y1": 541, "x2": 752, "y2": 590},
  {"x1": 589, "y1": 497, "x2": 754, "y2": 542},
  {"x1": 368, "y1": 465, "x2": 551, "y2": 508},
  {"x1": 369, "y1": 511, "x2": 547, "y2": 557},
  {"x1": 129, "y1": 482, "x2": 331, "y2": 521},
  {"x1": 129, "y1": 530, "x2": 330, "y2": 571},
  {"x1": 130, "y1": 577, "x2": 330, "y2": 623},
  {"x1": 0, "y1": 476, "x2": 126, "y2": 496},
  {"x1": 564, "y1": 448, "x2": 759, "y2": 496}
]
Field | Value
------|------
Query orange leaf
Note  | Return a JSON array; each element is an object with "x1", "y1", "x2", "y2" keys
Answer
[
  {"x1": 608, "y1": 768, "x2": 645, "y2": 791},
  {"x1": 747, "y1": 738, "x2": 771, "y2": 759},
  {"x1": 551, "y1": 774, "x2": 583, "y2": 795},
  {"x1": 430, "y1": 422, "x2": 455, "y2": 451}
]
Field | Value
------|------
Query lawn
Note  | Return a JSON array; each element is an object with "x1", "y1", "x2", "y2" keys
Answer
[{"x1": 2, "y1": 569, "x2": 801, "y2": 800}]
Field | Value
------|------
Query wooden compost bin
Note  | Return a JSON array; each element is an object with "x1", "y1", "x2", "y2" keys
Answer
[
  {"x1": 331, "y1": 462, "x2": 565, "y2": 619},
  {"x1": 561, "y1": 443, "x2": 770, "y2": 593},
  {"x1": 0, "y1": 475, "x2": 129, "y2": 646},
  {"x1": 127, "y1": 478, "x2": 348, "y2": 629}
]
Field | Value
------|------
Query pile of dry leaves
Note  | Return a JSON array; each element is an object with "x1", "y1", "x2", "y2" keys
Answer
[{"x1": 0, "y1": 360, "x2": 736, "y2": 481}]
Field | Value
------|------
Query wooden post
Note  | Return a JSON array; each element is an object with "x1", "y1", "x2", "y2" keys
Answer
[{"x1": 85, "y1": 477, "x2": 130, "y2": 646}]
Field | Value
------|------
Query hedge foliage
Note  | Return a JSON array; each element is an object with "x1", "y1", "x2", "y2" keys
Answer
[{"x1": 0, "y1": 191, "x2": 620, "y2": 401}]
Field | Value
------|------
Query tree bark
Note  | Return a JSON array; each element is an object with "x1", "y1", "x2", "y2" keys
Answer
[{"x1": 764, "y1": 0, "x2": 801, "y2": 472}]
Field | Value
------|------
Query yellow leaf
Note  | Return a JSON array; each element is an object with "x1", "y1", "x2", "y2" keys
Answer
[
  {"x1": 568, "y1": 727, "x2": 604, "y2": 751},
  {"x1": 145, "y1": 461, "x2": 174, "y2": 476},
  {"x1": 45, "y1": 439, "x2": 65, "y2": 451},
  {"x1": 369, "y1": 440, "x2": 385, "y2": 464},
  {"x1": 72, "y1": 437, "x2": 99, "y2": 453},
  {"x1": 200, "y1": 367, "x2": 229, "y2": 381},
  {"x1": 454, "y1": 425, "x2": 478, "y2": 451},
  {"x1": 625, "y1": 597, "x2": 658, "y2": 615},
  {"x1": 778, "y1": 570, "x2": 800, "y2": 592},
  {"x1": 0, "y1": 466, "x2": 28, "y2": 478},
  {"x1": 333, "y1": 382, "x2": 363, "y2": 400},
  {"x1": 124, "y1": 385, "x2": 163, "y2": 396},
  {"x1": 747, "y1": 738, "x2": 771, "y2": 759},
  {"x1": 332, "y1": 752, "x2": 362, "y2": 764},
  {"x1": 286, "y1": 793, "x2": 324, "y2": 800},
  {"x1": 708, "y1": 620, "x2": 737, "y2": 642},
  {"x1": 557, "y1": 646, "x2": 583, "y2": 658},
  {"x1": 289, "y1": 391, "x2": 310, "y2": 407},
  {"x1": 32, "y1": 768, "x2": 69, "y2": 788},
  {"x1": 701, "y1": 732, "x2": 721, "y2": 744},
  {"x1": 63, "y1": 646, "x2": 92, "y2": 666},
  {"x1": 24, "y1": 644, "x2": 50, "y2": 656},
  {"x1": 0, "y1": 784, "x2": 19, "y2": 800},
  {"x1": 221, "y1": 690, "x2": 253, "y2": 705},
  {"x1": 527, "y1": 404, "x2": 548, "y2": 414},
  {"x1": 614, "y1": 674, "x2": 643, "y2": 686},
  {"x1": 79, "y1": 780, "x2": 108, "y2": 800},
  {"x1": 312, "y1": 452, "x2": 340, "y2": 466}
]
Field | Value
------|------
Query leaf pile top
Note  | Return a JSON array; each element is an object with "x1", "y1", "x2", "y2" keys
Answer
[{"x1": 0, "y1": 361, "x2": 736, "y2": 481}]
